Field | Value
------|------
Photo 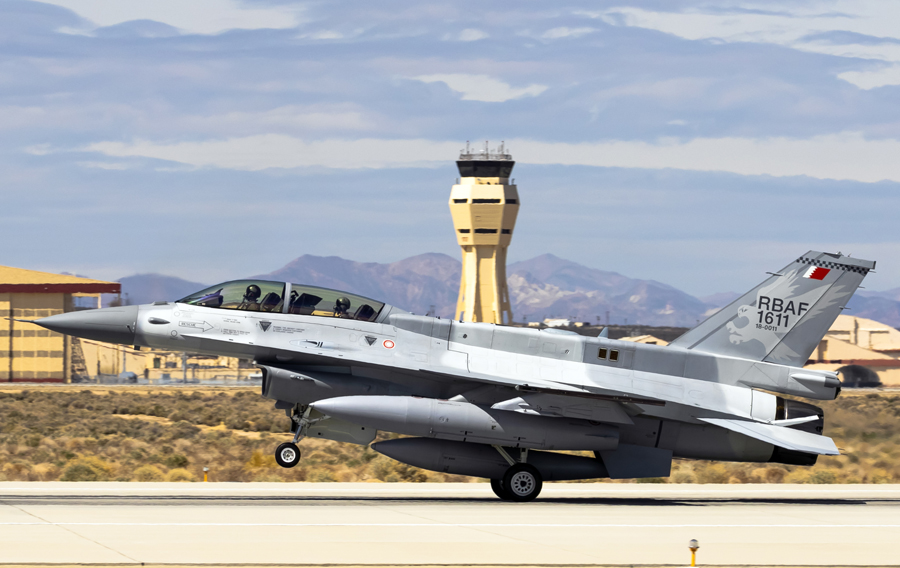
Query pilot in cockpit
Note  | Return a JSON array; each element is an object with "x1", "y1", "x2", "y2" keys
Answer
[
  {"x1": 334, "y1": 297, "x2": 351, "y2": 318},
  {"x1": 237, "y1": 284, "x2": 261, "y2": 311}
]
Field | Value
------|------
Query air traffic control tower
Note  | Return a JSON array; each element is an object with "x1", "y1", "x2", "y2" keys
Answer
[{"x1": 449, "y1": 142, "x2": 519, "y2": 324}]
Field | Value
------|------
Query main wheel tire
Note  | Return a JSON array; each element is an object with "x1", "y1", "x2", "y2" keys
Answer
[
  {"x1": 502, "y1": 463, "x2": 543, "y2": 502},
  {"x1": 275, "y1": 442, "x2": 301, "y2": 468},
  {"x1": 490, "y1": 478, "x2": 512, "y2": 500}
]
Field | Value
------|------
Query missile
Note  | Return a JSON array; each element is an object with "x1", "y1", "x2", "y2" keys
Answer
[
  {"x1": 373, "y1": 437, "x2": 611, "y2": 480},
  {"x1": 311, "y1": 395, "x2": 619, "y2": 451}
]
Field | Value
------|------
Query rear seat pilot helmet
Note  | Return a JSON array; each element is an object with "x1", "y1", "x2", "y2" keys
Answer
[{"x1": 244, "y1": 284, "x2": 261, "y2": 302}]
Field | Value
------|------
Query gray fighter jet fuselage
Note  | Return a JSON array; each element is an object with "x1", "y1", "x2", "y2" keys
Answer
[{"x1": 30, "y1": 251, "x2": 873, "y2": 500}]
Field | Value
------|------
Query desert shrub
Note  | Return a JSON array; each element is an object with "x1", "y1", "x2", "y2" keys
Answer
[
  {"x1": 164, "y1": 454, "x2": 189, "y2": 468},
  {"x1": 695, "y1": 464, "x2": 730, "y2": 484},
  {"x1": 806, "y1": 470, "x2": 837, "y2": 484},
  {"x1": 308, "y1": 470, "x2": 337, "y2": 482},
  {"x1": 3, "y1": 460, "x2": 31, "y2": 476},
  {"x1": 245, "y1": 450, "x2": 277, "y2": 470},
  {"x1": 763, "y1": 467, "x2": 787, "y2": 483},
  {"x1": 133, "y1": 465, "x2": 165, "y2": 481},
  {"x1": 61, "y1": 457, "x2": 114, "y2": 481},
  {"x1": 671, "y1": 471, "x2": 695, "y2": 483},
  {"x1": 225, "y1": 416, "x2": 251, "y2": 430},
  {"x1": 165, "y1": 468, "x2": 195, "y2": 482},
  {"x1": 3, "y1": 387, "x2": 896, "y2": 484}
]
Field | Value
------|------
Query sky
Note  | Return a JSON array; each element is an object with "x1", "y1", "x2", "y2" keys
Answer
[{"x1": 2, "y1": 0, "x2": 900, "y2": 297}]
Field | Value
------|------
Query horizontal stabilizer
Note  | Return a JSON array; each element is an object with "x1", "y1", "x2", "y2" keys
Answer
[{"x1": 700, "y1": 417, "x2": 839, "y2": 455}]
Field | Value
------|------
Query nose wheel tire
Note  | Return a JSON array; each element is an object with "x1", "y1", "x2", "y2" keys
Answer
[
  {"x1": 490, "y1": 479, "x2": 513, "y2": 501},
  {"x1": 502, "y1": 463, "x2": 542, "y2": 502},
  {"x1": 275, "y1": 442, "x2": 301, "y2": 468}
]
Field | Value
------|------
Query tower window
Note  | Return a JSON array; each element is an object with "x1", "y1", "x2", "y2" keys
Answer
[
  {"x1": 458, "y1": 229, "x2": 470, "y2": 233},
  {"x1": 474, "y1": 228, "x2": 498, "y2": 234},
  {"x1": 609, "y1": 350, "x2": 620, "y2": 362},
  {"x1": 453, "y1": 199, "x2": 467, "y2": 203},
  {"x1": 472, "y1": 199, "x2": 501, "y2": 203},
  {"x1": 598, "y1": 348, "x2": 607, "y2": 359},
  {"x1": 501, "y1": 229, "x2": 511, "y2": 234},
  {"x1": 507, "y1": 199, "x2": 517, "y2": 204}
]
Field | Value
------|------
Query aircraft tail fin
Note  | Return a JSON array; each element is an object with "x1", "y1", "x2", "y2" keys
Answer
[{"x1": 670, "y1": 251, "x2": 875, "y2": 366}]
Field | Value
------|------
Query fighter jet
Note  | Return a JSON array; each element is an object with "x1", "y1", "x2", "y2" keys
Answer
[{"x1": 29, "y1": 251, "x2": 872, "y2": 501}]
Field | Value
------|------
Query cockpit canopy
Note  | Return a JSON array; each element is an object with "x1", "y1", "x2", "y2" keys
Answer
[{"x1": 176, "y1": 280, "x2": 385, "y2": 322}]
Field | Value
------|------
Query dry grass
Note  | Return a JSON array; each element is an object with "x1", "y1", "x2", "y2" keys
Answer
[
  {"x1": 0, "y1": 387, "x2": 896, "y2": 483},
  {"x1": 0, "y1": 388, "x2": 469, "y2": 483}
]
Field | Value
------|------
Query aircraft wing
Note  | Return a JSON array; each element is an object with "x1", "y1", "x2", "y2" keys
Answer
[
  {"x1": 415, "y1": 368, "x2": 666, "y2": 406},
  {"x1": 699, "y1": 417, "x2": 839, "y2": 455},
  {"x1": 182, "y1": 330, "x2": 669, "y2": 408}
]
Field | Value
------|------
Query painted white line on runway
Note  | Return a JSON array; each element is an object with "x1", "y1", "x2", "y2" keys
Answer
[
  {"x1": 2, "y1": 487, "x2": 900, "y2": 493},
  {"x1": 2, "y1": 522, "x2": 900, "y2": 528}
]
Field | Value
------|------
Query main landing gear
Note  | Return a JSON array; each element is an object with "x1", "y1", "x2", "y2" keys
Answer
[{"x1": 490, "y1": 446, "x2": 543, "y2": 502}]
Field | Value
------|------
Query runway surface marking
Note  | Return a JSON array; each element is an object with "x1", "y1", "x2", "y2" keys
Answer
[
  {"x1": 2, "y1": 522, "x2": 900, "y2": 527},
  {"x1": 3, "y1": 486, "x2": 900, "y2": 492},
  {"x1": 4, "y1": 484, "x2": 900, "y2": 565}
]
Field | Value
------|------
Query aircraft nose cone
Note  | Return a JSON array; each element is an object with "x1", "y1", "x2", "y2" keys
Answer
[{"x1": 34, "y1": 305, "x2": 139, "y2": 345}]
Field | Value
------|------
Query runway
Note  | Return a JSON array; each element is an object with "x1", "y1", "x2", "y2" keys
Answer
[{"x1": 2, "y1": 483, "x2": 899, "y2": 566}]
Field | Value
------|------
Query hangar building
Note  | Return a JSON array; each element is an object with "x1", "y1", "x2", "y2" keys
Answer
[{"x1": 0, "y1": 265, "x2": 119, "y2": 382}]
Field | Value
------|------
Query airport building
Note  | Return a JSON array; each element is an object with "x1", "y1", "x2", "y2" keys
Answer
[
  {"x1": 0, "y1": 265, "x2": 119, "y2": 382},
  {"x1": 449, "y1": 142, "x2": 519, "y2": 324},
  {"x1": 805, "y1": 314, "x2": 900, "y2": 386},
  {"x1": 77, "y1": 338, "x2": 257, "y2": 383}
]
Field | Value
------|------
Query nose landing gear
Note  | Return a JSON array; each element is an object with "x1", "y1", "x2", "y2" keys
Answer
[
  {"x1": 275, "y1": 442, "x2": 301, "y2": 468},
  {"x1": 273, "y1": 404, "x2": 314, "y2": 469}
]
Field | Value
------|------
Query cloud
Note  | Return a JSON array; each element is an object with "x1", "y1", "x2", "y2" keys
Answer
[
  {"x1": 456, "y1": 28, "x2": 488, "y2": 42},
  {"x1": 596, "y1": 3, "x2": 900, "y2": 48},
  {"x1": 541, "y1": 27, "x2": 595, "y2": 40},
  {"x1": 76, "y1": 161, "x2": 129, "y2": 170},
  {"x1": 838, "y1": 64, "x2": 900, "y2": 89},
  {"x1": 39, "y1": 0, "x2": 303, "y2": 35},
  {"x1": 512, "y1": 133, "x2": 900, "y2": 183},
  {"x1": 594, "y1": 2, "x2": 900, "y2": 87},
  {"x1": 413, "y1": 74, "x2": 548, "y2": 102},
  {"x1": 84, "y1": 135, "x2": 461, "y2": 170},
  {"x1": 304, "y1": 30, "x2": 344, "y2": 40},
  {"x1": 177, "y1": 105, "x2": 377, "y2": 135},
  {"x1": 79, "y1": 132, "x2": 900, "y2": 182}
]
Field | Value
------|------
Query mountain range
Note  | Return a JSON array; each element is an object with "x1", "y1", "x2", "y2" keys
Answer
[{"x1": 110, "y1": 254, "x2": 900, "y2": 328}]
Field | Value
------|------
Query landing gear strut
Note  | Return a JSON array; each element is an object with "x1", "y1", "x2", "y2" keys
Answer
[
  {"x1": 273, "y1": 404, "x2": 314, "y2": 469},
  {"x1": 491, "y1": 445, "x2": 543, "y2": 502}
]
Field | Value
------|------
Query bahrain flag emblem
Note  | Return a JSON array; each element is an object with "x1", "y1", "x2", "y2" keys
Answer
[{"x1": 803, "y1": 266, "x2": 831, "y2": 280}]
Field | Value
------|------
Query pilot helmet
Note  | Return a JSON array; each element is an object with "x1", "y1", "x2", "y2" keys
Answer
[
  {"x1": 244, "y1": 284, "x2": 261, "y2": 301},
  {"x1": 335, "y1": 297, "x2": 351, "y2": 312}
]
